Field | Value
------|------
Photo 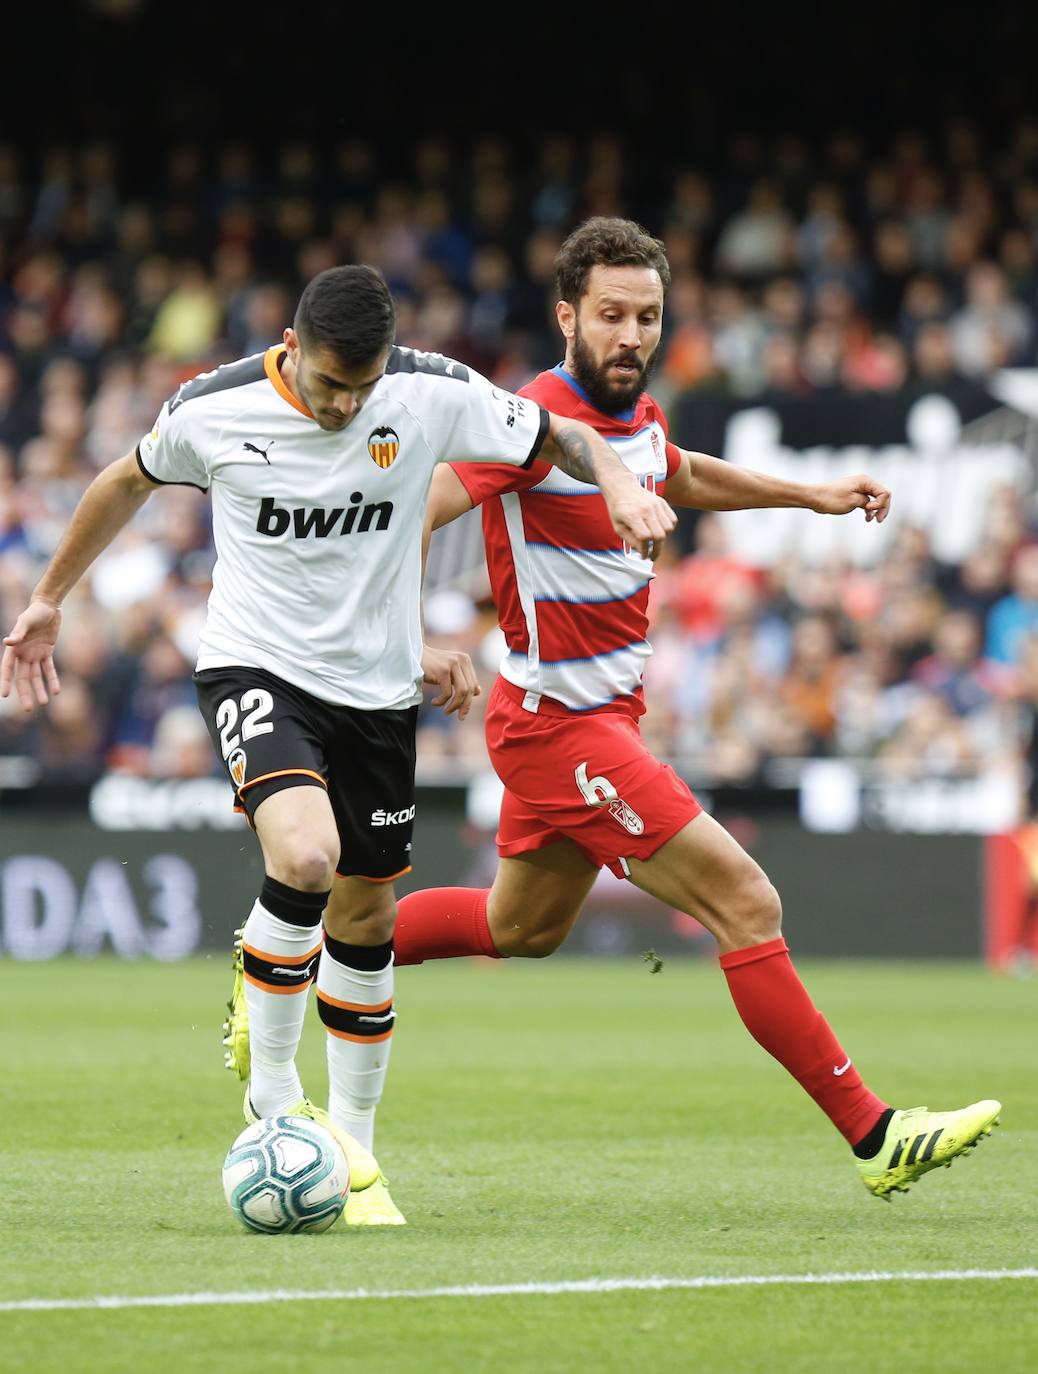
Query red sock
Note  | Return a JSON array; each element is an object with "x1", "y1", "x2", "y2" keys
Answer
[
  {"x1": 718, "y1": 937, "x2": 888, "y2": 1145},
  {"x1": 394, "y1": 888, "x2": 501, "y2": 966}
]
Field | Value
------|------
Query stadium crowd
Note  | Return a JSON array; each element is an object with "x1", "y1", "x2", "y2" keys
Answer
[{"x1": 2, "y1": 122, "x2": 1038, "y2": 791}]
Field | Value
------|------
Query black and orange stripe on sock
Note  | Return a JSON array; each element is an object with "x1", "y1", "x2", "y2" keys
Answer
[
  {"x1": 316, "y1": 989, "x2": 395, "y2": 1043},
  {"x1": 242, "y1": 939, "x2": 323, "y2": 994}
]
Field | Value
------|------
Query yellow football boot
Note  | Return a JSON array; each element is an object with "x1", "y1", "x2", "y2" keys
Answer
[
  {"x1": 855, "y1": 1100, "x2": 1001, "y2": 1198},
  {"x1": 221, "y1": 928, "x2": 250, "y2": 1081}
]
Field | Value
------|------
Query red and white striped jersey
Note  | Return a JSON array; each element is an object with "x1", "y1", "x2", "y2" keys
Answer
[{"x1": 452, "y1": 366, "x2": 681, "y2": 717}]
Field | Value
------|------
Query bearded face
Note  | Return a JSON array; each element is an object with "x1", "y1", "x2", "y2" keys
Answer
[
  {"x1": 568, "y1": 313, "x2": 659, "y2": 414},
  {"x1": 560, "y1": 264, "x2": 665, "y2": 415}
]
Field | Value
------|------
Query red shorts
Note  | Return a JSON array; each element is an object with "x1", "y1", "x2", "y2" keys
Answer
[{"x1": 485, "y1": 676, "x2": 702, "y2": 878}]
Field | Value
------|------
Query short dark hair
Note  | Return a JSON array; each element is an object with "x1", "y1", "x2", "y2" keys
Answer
[
  {"x1": 555, "y1": 217, "x2": 671, "y2": 305},
  {"x1": 293, "y1": 265, "x2": 396, "y2": 365}
]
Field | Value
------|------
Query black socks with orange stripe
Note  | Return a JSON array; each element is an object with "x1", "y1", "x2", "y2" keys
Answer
[
  {"x1": 317, "y1": 936, "x2": 395, "y2": 1153},
  {"x1": 241, "y1": 880, "x2": 329, "y2": 1118}
]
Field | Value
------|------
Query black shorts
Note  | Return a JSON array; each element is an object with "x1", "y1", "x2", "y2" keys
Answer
[{"x1": 194, "y1": 666, "x2": 418, "y2": 882}]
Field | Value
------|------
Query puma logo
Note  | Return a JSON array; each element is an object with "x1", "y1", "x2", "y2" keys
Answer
[
  {"x1": 833, "y1": 1058, "x2": 852, "y2": 1076},
  {"x1": 243, "y1": 440, "x2": 274, "y2": 463},
  {"x1": 271, "y1": 958, "x2": 316, "y2": 979}
]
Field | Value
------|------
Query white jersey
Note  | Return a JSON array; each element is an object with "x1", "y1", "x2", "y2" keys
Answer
[{"x1": 137, "y1": 345, "x2": 547, "y2": 709}]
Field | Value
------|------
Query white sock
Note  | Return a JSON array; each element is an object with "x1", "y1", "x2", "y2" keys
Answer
[
  {"x1": 316, "y1": 941, "x2": 394, "y2": 1152},
  {"x1": 241, "y1": 898, "x2": 323, "y2": 1118}
]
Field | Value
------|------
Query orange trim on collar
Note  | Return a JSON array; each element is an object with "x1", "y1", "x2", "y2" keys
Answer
[{"x1": 264, "y1": 345, "x2": 314, "y2": 419}]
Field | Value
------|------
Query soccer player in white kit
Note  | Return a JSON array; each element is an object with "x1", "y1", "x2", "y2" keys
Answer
[{"x1": 0, "y1": 264, "x2": 675, "y2": 1225}]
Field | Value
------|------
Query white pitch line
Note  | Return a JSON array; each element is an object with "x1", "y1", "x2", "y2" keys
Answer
[{"x1": 1, "y1": 1269, "x2": 1036, "y2": 1314}]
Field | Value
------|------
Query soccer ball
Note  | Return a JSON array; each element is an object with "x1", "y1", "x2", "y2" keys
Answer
[{"x1": 222, "y1": 1116, "x2": 350, "y2": 1234}]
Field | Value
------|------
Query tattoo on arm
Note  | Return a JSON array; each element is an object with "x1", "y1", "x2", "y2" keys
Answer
[{"x1": 551, "y1": 424, "x2": 598, "y2": 484}]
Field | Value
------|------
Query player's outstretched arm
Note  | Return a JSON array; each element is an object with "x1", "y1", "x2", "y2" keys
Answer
[
  {"x1": 1, "y1": 451, "x2": 156, "y2": 710},
  {"x1": 540, "y1": 414, "x2": 677, "y2": 557},
  {"x1": 666, "y1": 449, "x2": 891, "y2": 523}
]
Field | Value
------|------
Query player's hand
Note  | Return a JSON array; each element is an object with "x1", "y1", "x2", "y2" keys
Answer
[
  {"x1": 812, "y1": 474, "x2": 891, "y2": 523},
  {"x1": 421, "y1": 645, "x2": 481, "y2": 719},
  {"x1": 0, "y1": 599, "x2": 63, "y2": 711},
  {"x1": 601, "y1": 478, "x2": 677, "y2": 558}
]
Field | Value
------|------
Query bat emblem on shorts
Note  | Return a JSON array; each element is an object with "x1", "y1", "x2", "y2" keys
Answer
[{"x1": 228, "y1": 748, "x2": 248, "y2": 788}]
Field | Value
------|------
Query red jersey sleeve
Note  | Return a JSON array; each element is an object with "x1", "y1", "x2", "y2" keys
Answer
[
  {"x1": 650, "y1": 397, "x2": 683, "y2": 478},
  {"x1": 451, "y1": 455, "x2": 553, "y2": 506}
]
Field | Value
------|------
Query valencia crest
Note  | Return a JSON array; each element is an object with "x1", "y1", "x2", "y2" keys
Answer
[
  {"x1": 367, "y1": 426, "x2": 400, "y2": 469},
  {"x1": 228, "y1": 747, "x2": 248, "y2": 789}
]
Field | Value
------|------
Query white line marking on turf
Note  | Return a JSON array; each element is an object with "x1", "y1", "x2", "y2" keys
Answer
[{"x1": 2, "y1": 1269, "x2": 1036, "y2": 1313}]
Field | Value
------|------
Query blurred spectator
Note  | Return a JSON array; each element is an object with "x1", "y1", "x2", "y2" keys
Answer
[
  {"x1": 659, "y1": 273, "x2": 715, "y2": 392},
  {"x1": 950, "y1": 261, "x2": 1032, "y2": 376},
  {"x1": 877, "y1": 690, "x2": 978, "y2": 777},
  {"x1": 986, "y1": 545, "x2": 1038, "y2": 665},
  {"x1": 150, "y1": 705, "x2": 217, "y2": 779},
  {"x1": 898, "y1": 273, "x2": 949, "y2": 350},
  {"x1": 871, "y1": 219, "x2": 914, "y2": 326},
  {"x1": 714, "y1": 179, "x2": 794, "y2": 279},
  {"x1": 148, "y1": 262, "x2": 222, "y2": 361},
  {"x1": 912, "y1": 609, "x2": 1011, "y2": 715},
  {"x1": 911, "y1": 321, "x2": 961, "y2": 384},
  {"x1": 779, "y1": 615, "x2": 842, "y2": 752}
]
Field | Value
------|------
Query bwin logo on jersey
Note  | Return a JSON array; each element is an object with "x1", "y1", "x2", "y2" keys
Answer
[
  {"x1": 368, "y1": 426, "x2": 400, "y2": 469},
  {"x1": 256, "y1": 494, "x2": 394, "y2": 538}
]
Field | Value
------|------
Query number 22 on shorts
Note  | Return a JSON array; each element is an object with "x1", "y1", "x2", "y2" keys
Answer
[{"x1": 216, "y1": 689, "x2": 276, "y2": 758}]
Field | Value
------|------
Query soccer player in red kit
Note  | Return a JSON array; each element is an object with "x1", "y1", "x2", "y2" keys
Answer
[{"x1": 396, "y1": 217, "x2": 1000, "y2": 1198}]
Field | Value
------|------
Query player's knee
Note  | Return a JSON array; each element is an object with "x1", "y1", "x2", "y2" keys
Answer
[
  {"x1": 492, "y1": 912, "x2": 570, "y2": 958},
  {"x1": 720, "y1": 872, "x2": 783, "y2": 946},
  {"x1": 511, "y1": 923, "x2": 568, "y2": 958},
  {"x1": 274, "y1": 844, "x2": 338, "y2": 893}
]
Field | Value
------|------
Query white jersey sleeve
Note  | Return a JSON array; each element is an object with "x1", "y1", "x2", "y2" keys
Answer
[
  {"x1": 423, "y1": 362, "x2": 548, "y2": 468},
  {"x1": 136, "y1": 397, "x2": 210, "y2": 491}
]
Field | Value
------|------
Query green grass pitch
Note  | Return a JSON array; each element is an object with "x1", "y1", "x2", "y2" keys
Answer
[{"x1": 1, "y1": 955, "x2": 1035, "y2": 1372}]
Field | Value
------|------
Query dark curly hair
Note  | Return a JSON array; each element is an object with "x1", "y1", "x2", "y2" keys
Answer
[{"x1": 555, "y1": 217, "x2": 671, "y2": 305}]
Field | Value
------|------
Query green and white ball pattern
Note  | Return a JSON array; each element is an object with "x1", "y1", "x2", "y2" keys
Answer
[{"x1": 222, "y1": 1116, "x2": 350, "y2": 1234}]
